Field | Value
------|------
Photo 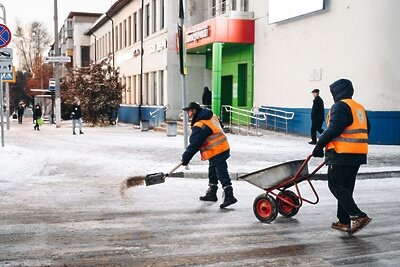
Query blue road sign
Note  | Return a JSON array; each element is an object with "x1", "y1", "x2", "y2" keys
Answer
[
  {"x1": 49, "y1": 78, "x2": 56, "y2": 91},
  {"x1": 0, "y1": 24, "x2": 11, "y2": 48}
]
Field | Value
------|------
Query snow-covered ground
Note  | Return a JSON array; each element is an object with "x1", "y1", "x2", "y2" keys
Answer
[{"x1": 1, "y1": 118, "x2": 399, "y2": 184}]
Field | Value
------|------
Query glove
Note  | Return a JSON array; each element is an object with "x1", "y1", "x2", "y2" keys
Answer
[
  {"x1": 181, "y1": 158, "x2": 190, "y2": 166},
  {"x1": 312, "y1": 145, "x2": 324, "y2": 158}
]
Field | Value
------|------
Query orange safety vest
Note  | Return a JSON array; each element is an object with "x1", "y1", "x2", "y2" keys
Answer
[
  {"x1": 326, "y1": 99, "x2": 368, "y2": 154},
  {"x1": 194, "y1": 115, "x2": 230, "y2": 160}
]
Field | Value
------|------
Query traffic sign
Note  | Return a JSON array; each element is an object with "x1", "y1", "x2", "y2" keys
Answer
[
  {"x1": 44, "y1": 56, "x2": 71, "y2": 63},
  {"x1": 49, "y1": 78, "x2": 56, "y2": 91},
  {"x1": 0, "y1": 48, "x2": 12, "y2": 60},
  {"x1": 1, "y1": 66, "x2": 16, "y2": 83},
  {"x1": 0, "y1": 61, "x2": 12, "y2": 74},
  {"x1": 0, "y1": 24, "x2": 11, "y2": 48}
]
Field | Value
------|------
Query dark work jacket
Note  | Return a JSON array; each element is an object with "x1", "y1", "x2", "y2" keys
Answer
[
  {"x1": 17, "y1": 106, "x2": 25, "y2": 116},
  {"x1": 182, "y1": 108, "x2": 230, "y2": 164},
  {"x1": 311, "y1": 95, "x2": 324, "y2": 122},
  {"x1": 71, "y1": 105, "x2": 83, "y2": 120},
  {"x1": 33, "y1": 108, "x2": 42, "y2": 120},
  {"x1": 316, "y1": 85, "x2": 370, "y2": 165}
]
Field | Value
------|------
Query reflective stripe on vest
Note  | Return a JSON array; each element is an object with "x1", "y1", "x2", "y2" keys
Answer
[
  {"x1": 194, "y1": 115, "x2": 230, "y2": 160},
  {"x1": 326, "y1": 99, "x2": 368, "y2": 154}
]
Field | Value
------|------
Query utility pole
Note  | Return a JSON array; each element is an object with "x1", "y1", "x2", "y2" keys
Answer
[
  {"x1": 178, "y1": 0, "x2": 189, "y2": 151},
  {"x1": 53, "y1": 0, "x2": 61, "y2": 127}
]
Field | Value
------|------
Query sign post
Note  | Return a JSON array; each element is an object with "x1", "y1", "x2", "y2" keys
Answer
[{"x1": 0, "y1": 21, "x2": 12, "y2": 147}]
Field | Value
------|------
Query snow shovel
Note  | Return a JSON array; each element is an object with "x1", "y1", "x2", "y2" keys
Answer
[{"x1": 144, "y1": 162, "x2": 183, "y2": 186}]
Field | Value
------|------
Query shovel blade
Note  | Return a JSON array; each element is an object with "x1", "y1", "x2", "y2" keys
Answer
[{"x1": 145, "y1": 172, "x2": 166, "y2": 186}]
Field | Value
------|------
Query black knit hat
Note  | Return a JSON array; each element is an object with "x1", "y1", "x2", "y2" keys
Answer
[
  {"x1": 183, "y1": 102, "x2": 201, "y2": 111},
  {"x1": 311, "y1": 89, "x2": 320, "y2": 93}
]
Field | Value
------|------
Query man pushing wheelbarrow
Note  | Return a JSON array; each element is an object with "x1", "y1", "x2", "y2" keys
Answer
[{"x1": 312, "y1": 78, "x2": 372, "y2": 236}]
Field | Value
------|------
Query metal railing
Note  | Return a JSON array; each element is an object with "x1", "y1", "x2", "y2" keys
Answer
[
  {"x1": 220, "y1": 105, "x2": 294, "y2": 135},
  {"x1": 150, "y1": 105, "x2": 169, "y2": 126}
]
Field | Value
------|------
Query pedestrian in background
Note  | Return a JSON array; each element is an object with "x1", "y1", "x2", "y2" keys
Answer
[
  {"x1": 312, "y1": 78, "x2": 371, "y2": 236},
  {"x1": 33, "y1": 104, "x2": 42, "y2": 131},
  {"x1": 17, "y1": 102, "x2": 25, "y2": 124},
  {"x1": 202, "y1": 86, "x2": 212, "y2": 109},
  {"x1": 71, "y1": 99, "x2": 84, "y2": 135},
  {"x1": 309, "y1": 88, "x2": 325, "y2": 144},
  {"x1": 181, "y1": 102, "x2": 237, "y2": 209}
]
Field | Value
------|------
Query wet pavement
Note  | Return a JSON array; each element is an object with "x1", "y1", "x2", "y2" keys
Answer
[
  {"x1": 1, "y1": 176, "x2": 400, "y2": 266},
  {"x1": 1, "y1": 120, "x2": 399, "y2": 266}
]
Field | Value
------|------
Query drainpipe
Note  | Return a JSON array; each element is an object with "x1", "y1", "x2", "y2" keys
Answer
[
  {"x1": 105, "y1": 14, "x2": 115, "y2": 69},
  {"x1": 90, "y1": 32, "x2": 97, "y2": 62},
  {"x1": 138, "y1": 0, "x2": 144, "y2": 123}
]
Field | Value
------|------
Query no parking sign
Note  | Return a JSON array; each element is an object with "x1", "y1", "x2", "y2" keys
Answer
[{"x1": 0, "y1": 23, "x2": 11, "y2": 48}]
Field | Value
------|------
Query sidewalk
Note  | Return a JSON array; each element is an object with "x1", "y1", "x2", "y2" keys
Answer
[{"x1": 1, "y1": 117, "x2": 399, "y2": 182}]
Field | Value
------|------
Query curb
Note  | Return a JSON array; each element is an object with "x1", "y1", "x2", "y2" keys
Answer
[{"x1": 180, "y1": 170, "x2": 400, "y2": 181}]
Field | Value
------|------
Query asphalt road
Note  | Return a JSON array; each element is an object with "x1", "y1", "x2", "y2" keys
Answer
[{"x1": 1, "y1": 176, "x2": 399, "y2": 266}]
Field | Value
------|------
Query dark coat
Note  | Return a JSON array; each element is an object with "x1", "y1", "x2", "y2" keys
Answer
[
  {"x1": 33, "y1": 107, "x2": 42, "y2": 120},
  {"x1": 202, "y1": 89, "x2": 212, "y2": 106},
  {"x1": 182, "y1": 108, "x2": 229, "y2": 164},
  {"x1": 71, "y1": 105, "x2": 83, "y2": 120},
  {"x1": 311, "y1": 95, "x2": 324, "y2": 122},
  {"x1": 316, "y1": 79, "x2": 370, "y2": 165},
  {"x1": 17, "y1": 106, "x2": 25, "y2": 116}
]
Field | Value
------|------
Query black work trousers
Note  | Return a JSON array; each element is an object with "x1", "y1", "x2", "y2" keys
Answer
[
  {"x1": 311, "y1": 120, "x2": 324, "y2": 142},
  {"x1": 208, "y1": 155, "x2": 232, "y2": 188},
  {"x1": 327, "y1": 164, "x2": 366, "y2": 224}
]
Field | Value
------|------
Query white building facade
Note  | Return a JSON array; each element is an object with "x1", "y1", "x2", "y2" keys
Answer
[
  {"x1": 86, "y1": 0, "x2": 209, "y2": 125},
  {"x1": 249, "y1": 0, "x2": 400, "y2": 144}
]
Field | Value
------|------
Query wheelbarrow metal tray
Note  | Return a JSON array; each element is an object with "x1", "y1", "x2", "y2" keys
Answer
[{"x1": 239, "y1": 160, "x2": 309, "y2": 190}]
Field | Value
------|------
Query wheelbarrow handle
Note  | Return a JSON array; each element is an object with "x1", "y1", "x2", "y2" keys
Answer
[{"x1": 166, "y1": 162, "x2": 183, "y2": 177}]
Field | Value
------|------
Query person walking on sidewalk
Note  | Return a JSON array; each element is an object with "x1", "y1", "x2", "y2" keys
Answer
[
  {"x1": 17, "y1": 102, "x2": 25, "y2": 124},
  {"x1": 181, "y1": 102, "x2": 237, "y2": 209},
  {"x1": 309, "y1": 88, "x2": 324, "y2": 144},
  {"x1": 71, "y1": 99, "x2": 84, "y2": 135},
  {"x1": 33, "y1": 104, "x2": 42, "y2": 131},
  {"x1": 201, "y1": 86, "x2": 212, "y2": 109},
  {"x1": 312, "y1": 78, "x2": 371, "y2": 236}
]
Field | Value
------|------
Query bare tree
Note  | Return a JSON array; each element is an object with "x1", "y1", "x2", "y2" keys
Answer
[{"x1": 13, "y1": 20, "x2": 51, "y2": 74}]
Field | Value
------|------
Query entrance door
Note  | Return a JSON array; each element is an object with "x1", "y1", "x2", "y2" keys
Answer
[{"x1": 221, "y1": 75, "x2": 233, "y2": 121}]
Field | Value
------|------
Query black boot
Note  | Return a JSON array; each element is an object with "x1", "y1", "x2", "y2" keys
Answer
[
  {"x1": 220, "y1": 186, "x2": 237, "y2": 209},
  {"x1": 79, "y1": 131, "x2": 84, "y2": 134},
  {"x1": 73, "y1": 131, "x2": 76, "y2": 135},
  {"x1": 199, "y1": 184, "x2": 218, "y2": 202}
]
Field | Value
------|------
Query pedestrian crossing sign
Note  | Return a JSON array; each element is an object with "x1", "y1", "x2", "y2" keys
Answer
[{"x1": 1, "y1": 66, "x2": 16, "y2": 83}]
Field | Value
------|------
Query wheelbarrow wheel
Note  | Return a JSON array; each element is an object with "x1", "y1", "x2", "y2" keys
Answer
[
  {"x1": 253, "y1": 194, "x2": 278, "y2": 223},
  {"x1": 277, "y1": 190, "x2": 300, "y2": 218}
]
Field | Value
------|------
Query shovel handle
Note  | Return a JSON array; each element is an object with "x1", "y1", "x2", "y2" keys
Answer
[{"x1": 166, "y1": 162, "x2": 183, "y2": 176}]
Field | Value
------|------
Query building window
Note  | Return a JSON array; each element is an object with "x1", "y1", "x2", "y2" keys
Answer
[
  {"x1": 152, "y1": 71, "x2": 157, "y2": 105},
  {"x1": 108, "y1": 32, "x2": 111, "y2": 55},
  {"x1": 211, "y1": 0, "x2": 216, "y2": 17},
  {"x1": 81, "y1": 46, "x2": 90, "y2": 67},
  {"x1": 222, "y1": 0, "x2": 227, "y2": 13},
  {"x1": 160, "y1": 0, "x2": 164, "y2": 29},
  {"x1": 123, "y1": 19, "x2": 127, "y2": 48},
  {"x1": 152, "y1": 0, "x2": 157, "y2": 33},
  {"x1": 128, "y1": 16, "x2": 132, "y2": 46},
  {"x1": 119, "y1": 22, "x2": 123, "y2": 49},
  {"x1": 241, "y1": 0, "x2": 249, "y2": 11},
  {"x1": 145, "y1": 4, "x2": 150, "y2": 37},
  {"x1": 133, "y1": 12, "x2": 137, "y2": 43},
  {"x1": 160, "y1": 70, "x2": 164, "y2": 105},
  {"x1": 232, "y1": 0, "x2": 237, "y2": 10},
  {"x1": 238, "y1": 63, "x2": 248, "y2": 106},
  {"x1": 139, "y1": 8, "x2": 143, "y2": 41},
  {"x1": 115, "y1": 26, "x2": 118, "y2": 51}
]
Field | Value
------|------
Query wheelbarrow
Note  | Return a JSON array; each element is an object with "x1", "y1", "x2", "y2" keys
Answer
[{"x1": 239, "y1": 155, "x2": 325, "y2": 223}]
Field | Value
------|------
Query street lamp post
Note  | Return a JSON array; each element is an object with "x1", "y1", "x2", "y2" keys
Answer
[{"x1": 53, "y1": 0, "x2": 61, "y2": 127}]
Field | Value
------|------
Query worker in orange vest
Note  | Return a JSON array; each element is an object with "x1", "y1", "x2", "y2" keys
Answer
[
  {"x1": 312, "y1": 79, "x2": 371, "y2": 236},
  {"x1": 181, "y1": 102, "x2": 237, "y2": 209}
]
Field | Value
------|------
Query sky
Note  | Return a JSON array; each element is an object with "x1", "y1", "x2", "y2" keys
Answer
[{"x1": 0, "y1": 0, "x2": 116, "y2": 41}]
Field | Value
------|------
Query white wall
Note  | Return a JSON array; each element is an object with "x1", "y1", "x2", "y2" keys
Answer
[{"x1": 252, "y1": 0, "x2": 400, "y2": 111}]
